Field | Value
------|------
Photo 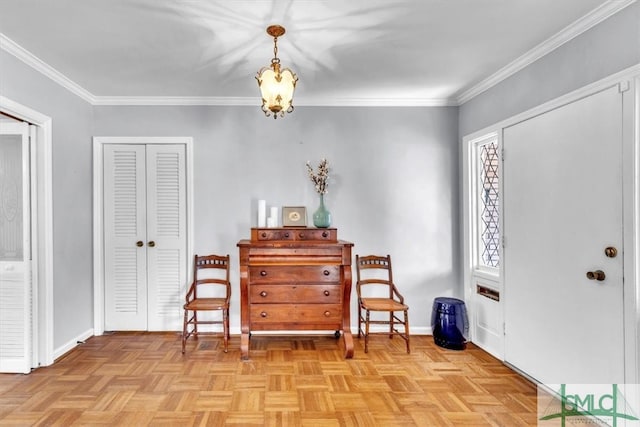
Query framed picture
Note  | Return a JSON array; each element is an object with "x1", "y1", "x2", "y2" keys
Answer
[{"x1": 282, "y1": 206, "x2": 307, "y2": 227}]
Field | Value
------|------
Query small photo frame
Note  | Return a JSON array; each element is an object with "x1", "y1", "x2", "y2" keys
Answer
[{"x1": 282, "y1": 206, "x2": 307, "y2": 227}]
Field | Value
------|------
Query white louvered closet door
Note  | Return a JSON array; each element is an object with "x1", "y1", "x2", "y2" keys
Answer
[
  {"x1": 0, "y1": 122, "x2": 32, "y2": 374},
  {"x1": 104, "y1": 144, "x2": 186, "y2": 331},
  {"x1": 145, "y1": 145, "x2": 186, "y2": 331}
]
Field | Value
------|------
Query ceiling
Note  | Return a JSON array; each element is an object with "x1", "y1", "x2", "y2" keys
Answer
[{"x1": 0, "y1": 0, "x2": 625, "y2": 106}]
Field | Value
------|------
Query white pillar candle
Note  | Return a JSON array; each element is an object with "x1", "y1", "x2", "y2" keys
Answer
[
  {"x1": 258, "y1": 200, "x2": 266, "y2": 227},
  {"x1": 270, "y1": 207, "x2": 278, "y2": 227}
]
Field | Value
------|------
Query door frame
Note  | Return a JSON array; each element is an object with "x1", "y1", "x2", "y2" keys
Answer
[
  {"x1": 461, "y1": 63, "x2": 640, "y2": 384},
  {"x1": 0, "y1": 95, "x2": 55, "y2": 367},
  {"x1": 93, "y1": 136, "x2": 194, "y2": 335}
]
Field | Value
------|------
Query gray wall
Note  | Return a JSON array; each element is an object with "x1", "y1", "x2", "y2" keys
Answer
[
  {"x1": 459, "y1": 1, "x2": 640, "y2": 137},
  {"x1": 1, "y1": 49, "x2": 94, "y2": 350},
  {"x1": 93, "y1": 105, "x2": 460, "y2": 332},
  {"x1": 2, "y1": 42, "x2": 461, "y2": 351}
]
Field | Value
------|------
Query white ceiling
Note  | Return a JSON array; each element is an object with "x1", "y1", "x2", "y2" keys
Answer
[{"x1": 0, "y1": 0, "x2": 625, "y2": 106}]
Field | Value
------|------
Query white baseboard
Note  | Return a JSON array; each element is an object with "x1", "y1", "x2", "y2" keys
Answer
[{"x1": 53, "y1": 328, "x2": 93, "y2": 361}]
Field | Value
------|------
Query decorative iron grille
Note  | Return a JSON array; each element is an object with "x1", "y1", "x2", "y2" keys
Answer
[{"x1": 479, "y1": 142, "x2": 499, "y2": 268}]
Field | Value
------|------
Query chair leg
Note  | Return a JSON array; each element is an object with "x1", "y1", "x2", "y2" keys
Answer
[
  {"x1": 389, "y1": 311, "x2": 394, "y2": 339},
  {"x1": 182, "y1": 309, "x2": 188, "y2": 354},
  {"x1": 357, "y1": 305, "x2": 362, "y2": 338},
  {"x1": 364, "y1": 310, "x2": 370, "y2": 353},
  {"x1": 223, "y1": 309, "x2": 229, "y2": 353},
  {"x1": 404, "y1": 309, "x2": 410, "y2": 354},
  {"x1": 193, "y1": 312, "x2": 198, "y2": 340}
]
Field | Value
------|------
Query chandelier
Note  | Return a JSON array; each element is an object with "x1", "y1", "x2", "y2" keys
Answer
[{"x1": 256, "y1": 25, "x2": 298, "y2": 119}]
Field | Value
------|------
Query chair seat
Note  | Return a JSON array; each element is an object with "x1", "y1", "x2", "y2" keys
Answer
[
  {"x1": 184, "y1": 298, "x2": 228, "y2": 311},
  {"x1": 361, "y1": 297, "x2": 408, "y2": 312}
]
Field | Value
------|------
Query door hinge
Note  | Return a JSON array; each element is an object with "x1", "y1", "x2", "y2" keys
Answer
[
  {"x1": 502, "y1": 236, "x2": 506, "y2": 248},
  {"x1": 501, "y1": 148, "x2": 505, "y2": 161},
  {"x1": 503, "y1": 322, "x2": 506, "y2": 336}
]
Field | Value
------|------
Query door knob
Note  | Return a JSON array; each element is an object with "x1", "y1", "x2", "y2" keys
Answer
[
  {"x1": 136, "y1": 241, "x2": 144, "y2": 247},
  {"x1": 586, "y1": 270, "x2": 605, "y2": 281},
  {"x1": 148, "y1": 241, "x2": 155, "y2": 247},
  {"x1": 604, "y1": 247, "x2": 617, "y2": 258}
]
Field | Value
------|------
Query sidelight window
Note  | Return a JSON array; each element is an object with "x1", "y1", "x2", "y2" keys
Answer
[{"x1": 473, "y1": 134, "x2": 500, "y2": 270}]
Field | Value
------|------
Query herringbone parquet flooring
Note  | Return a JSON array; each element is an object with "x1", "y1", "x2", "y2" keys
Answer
[{"x1": 0, "y1": 333, "x2": 538, "y2": 426}]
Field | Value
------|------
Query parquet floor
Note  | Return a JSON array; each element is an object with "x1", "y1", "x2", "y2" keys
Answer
[{"x1": 0, "y1": 333, "x2": 538, "y2": 426}]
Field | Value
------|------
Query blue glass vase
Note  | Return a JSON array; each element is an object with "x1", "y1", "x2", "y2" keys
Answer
[{"x1": 313, "y1": 194, "x2": 332, "y2": 228}]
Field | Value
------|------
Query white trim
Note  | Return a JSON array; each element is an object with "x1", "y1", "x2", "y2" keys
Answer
[
  {"x1": 92, "y1": 136, "x2": 194, "y2": 335},
  {"x1": 461, "y1": 63, "x2": 640, "y2": 383},
  {"x1": 53, "y1": 328, "x2": 93, "y2": 361},
  {"x1": 624, "y1": 74, "x2": 640, "y2": 384},
  {"x1": 91, "y1": 96, "x2": 456, "y2": 107},
  {"x1": 0, "y1": 34, "x2": 95, "y2": 105},
  {"x1": 0, "y1": 95, "x2": 54, "y2": 367},
  {"x1": 456, "y1": 0, "x2": 637, "y2": 105}
]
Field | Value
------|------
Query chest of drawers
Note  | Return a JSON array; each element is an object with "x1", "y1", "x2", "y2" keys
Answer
[{"x1": 237, "y1": 228, "x2": 354, "y2": 360}]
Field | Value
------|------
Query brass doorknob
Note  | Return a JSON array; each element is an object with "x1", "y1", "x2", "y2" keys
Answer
[
  {"x1": 136, "y1": 241, "x2": 144, "y2": 247},
  {"x1": 148, "y1": 241, "x2": 155, "y2": 247},
  {"x1": 604, "y1": 247, "x2": 617, "y2": 258},
  {"x1": 586, "y1": 270, "x2": 605, "y2": 281}
]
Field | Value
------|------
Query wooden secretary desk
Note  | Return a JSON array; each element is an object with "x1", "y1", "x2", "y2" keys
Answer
[{"x1": 237, "y1": 228, "x2": 354, "y2": 360}]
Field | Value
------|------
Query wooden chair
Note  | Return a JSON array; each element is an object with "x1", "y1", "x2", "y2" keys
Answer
[
  {"x1": 355, "y1": 254, "x2": 410, "y2": 353},
  {"x1": 182, "y1": 254, "x2": 231, "y2": 353}
]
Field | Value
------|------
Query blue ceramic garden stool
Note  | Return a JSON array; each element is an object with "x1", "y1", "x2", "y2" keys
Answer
[{"x1": 431, "y1": 297, "x2": 469, "y2": 350}]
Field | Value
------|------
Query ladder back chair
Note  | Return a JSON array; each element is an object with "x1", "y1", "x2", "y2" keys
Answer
[
  {"x1": 355, "y1": 254, "x2": 410, "y2": 353},
  {"x1": 182, "y1": 254, "x2": 231, "y2": 353}
]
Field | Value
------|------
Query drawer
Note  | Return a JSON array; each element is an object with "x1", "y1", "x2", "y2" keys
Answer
[
  {"x1": 252, "y1": 228, "x2": 337, "y2": 242},
  {"x1": 250, "y1": 284, "x2": 341, "y2": 303},
  {"x1": 251, "y1": 304, "x2": 342, "y2": 324},
  {"x1": 254, "y1": 229, "x2": 296, "y2": 241},
  {"x1": 292, "y1": 229, "x2": 336, "y2": 241},
  {"x1": 249, "y1": 265, "x2": 340, "y2": 283}
]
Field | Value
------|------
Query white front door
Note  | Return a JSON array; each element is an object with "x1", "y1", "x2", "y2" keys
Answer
[
  {"x1": 103, "y1": 144, "x2": 186, "y2": 331},
  {"x1": 503, "y1": 85, "x2": 624, "y2": 384},
  {"x1": 0, "y1": 121, "x2": 32, "y2": 374}
]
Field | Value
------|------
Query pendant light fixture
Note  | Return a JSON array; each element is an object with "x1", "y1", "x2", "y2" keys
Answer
[{"x1": 256, "y1": 25, "x2": 298, "y2": 119}]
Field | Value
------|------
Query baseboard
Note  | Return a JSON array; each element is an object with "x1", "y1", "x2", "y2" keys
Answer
[{"x1": 53, "y1": 328, "x2": 94, "y2": 361}]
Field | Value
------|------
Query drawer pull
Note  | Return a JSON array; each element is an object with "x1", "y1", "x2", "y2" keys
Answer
[
  {"x1": 324, "y1": 311, "x2": 331, "y2": 317},
  {"x1": 299, "y1": 232, "x2": 305, "y2": 238},
  {"x1": 324, "y1": 290, "x2": 330, "y2": 296},
  {"x1": 322, "y1": 231, "x2": 328, "y2": 238},
  {"x1": 284, "y1": 232, "x2": 290, "y2": 238},
  {"x1": 260, "y1": 291, "x2": 268, "y2": 297},
  {"x1": 261, "y1": 312, "x2": 268, "y2": 318},
  {"x1": 323, "y1": 270, "x2": 330, "y2": 276},
  {"x1": 261, "y1": 232, "x2": 267, "y2": 238},
  {"x1": 260, "y1": 270, "x2": 267, "y2": 276}
]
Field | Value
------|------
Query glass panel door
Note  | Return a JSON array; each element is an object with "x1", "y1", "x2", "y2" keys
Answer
[{"x1": 0, "y1": 120, "x2": 32, "y2": 374}]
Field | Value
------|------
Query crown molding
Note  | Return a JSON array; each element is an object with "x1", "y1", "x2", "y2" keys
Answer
[
  {"x1": 91, "y1": 95, "x2": 456, "y2": 107},
  {"x1": 455, "y1": 0, "x2": 637, "y2": 105},
  {"x1": 91, "y1": 96, "x2": 257, "y2": 106},
  {"x1": 0, "y1": 33, "x2": 96, "y2": 104}
]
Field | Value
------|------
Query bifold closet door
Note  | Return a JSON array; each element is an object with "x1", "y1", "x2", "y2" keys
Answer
[
  {"x1": 104, "y1": 144, "x2": 186, "y2": 331},
  {"x1": 0, "y1": 122, "x2": 33, "y2": 374}
]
